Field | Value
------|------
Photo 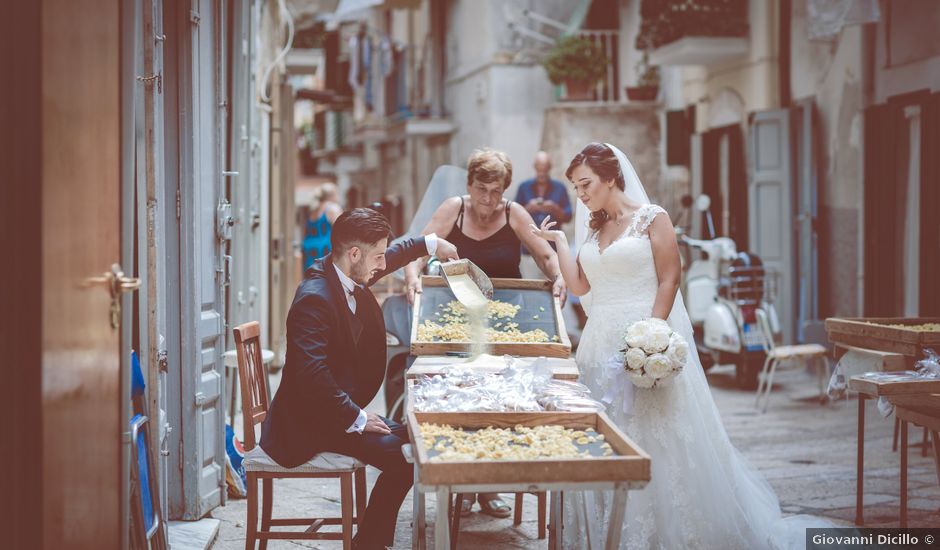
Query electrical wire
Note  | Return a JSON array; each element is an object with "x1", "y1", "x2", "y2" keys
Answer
[{"x1": 258, "y1": 0, "x2": 295, "y2": 104}]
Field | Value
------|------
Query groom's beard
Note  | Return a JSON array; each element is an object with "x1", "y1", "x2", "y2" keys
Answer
[{"x1": 350, "y1": 258, "x2": 373, "y2": 285}]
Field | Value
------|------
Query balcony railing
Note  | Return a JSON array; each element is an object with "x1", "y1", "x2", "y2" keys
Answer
[
  {"x1": 636, "y1": 0, "x2": 748, "y2": 66},
  {"x1": 559, "y1": 30, "x2": 621, "y2": 103}
]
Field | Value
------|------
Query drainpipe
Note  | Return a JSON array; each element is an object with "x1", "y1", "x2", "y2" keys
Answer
[{"x1": 779, "y1": 0, "x2": 791, "y2": 108}]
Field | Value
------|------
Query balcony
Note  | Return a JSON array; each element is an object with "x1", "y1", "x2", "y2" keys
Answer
[{"x1": 636, "y1": 0, "x2": 748, "y2": 67}]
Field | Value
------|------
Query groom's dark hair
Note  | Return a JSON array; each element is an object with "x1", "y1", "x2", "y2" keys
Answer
[{"x1": 331, "y1": 207, "x2": 392, "y2": 253}]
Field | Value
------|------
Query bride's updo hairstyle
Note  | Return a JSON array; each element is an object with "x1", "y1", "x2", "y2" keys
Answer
[{"x1": 565, "y1": 142, "x2": 624, "y2": 231}]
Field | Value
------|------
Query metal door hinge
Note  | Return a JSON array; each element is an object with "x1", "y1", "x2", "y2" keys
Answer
[
  {"x1": 217, "y1": 200, "x2": 234, "y2": 241},
  {"x1": 220, "y1": 254, "x2": 232, "y2": 287},
  {"x1": 190, "y1": 10, "x2": 201, "y2": 25},
  {"x1": 157, "y1": 349, "x2": 169, "y2": 373},
  {"x1": 176, "y1": 188, "x2": 181, "y2": 219},
  {"x1": 136, "y1": 72, "x2": 162, "y2": 93}
]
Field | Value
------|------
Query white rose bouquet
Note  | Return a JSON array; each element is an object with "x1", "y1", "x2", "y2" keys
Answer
[{"x1": 620, "y1": 318, "x2": 688, "y2": 388}]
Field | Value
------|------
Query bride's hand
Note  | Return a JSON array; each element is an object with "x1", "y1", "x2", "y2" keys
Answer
[{"x1": 529, "y1": 216, "x2": 566, "y2": 243}]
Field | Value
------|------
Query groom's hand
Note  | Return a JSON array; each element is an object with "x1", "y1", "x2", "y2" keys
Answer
[
  {"x1": 363, "y1": 412, "x2": 391, "y2": 435},
  {"x1": 436, "y1": 237, "x2": 460, "y2": 262}
]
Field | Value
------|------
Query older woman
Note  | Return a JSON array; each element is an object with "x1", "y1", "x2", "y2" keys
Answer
[
  {"x1": 403, "y1": 148, "x2": 565, "y2": 518},
  {"x1": 405, "y1": 148, "x2": 565, "y2": 302}
]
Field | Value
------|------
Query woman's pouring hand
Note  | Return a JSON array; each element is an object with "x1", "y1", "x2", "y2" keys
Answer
[{"x1": 529, "y1": 216, "x2": 566, "y2": 243}]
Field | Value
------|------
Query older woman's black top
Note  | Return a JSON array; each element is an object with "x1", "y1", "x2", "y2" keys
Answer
[{"x1": 445, "y1": 198, "x2": 522, "y2": 279}]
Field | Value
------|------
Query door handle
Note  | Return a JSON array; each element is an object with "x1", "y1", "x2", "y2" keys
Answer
[
  {"x1": 83, "y1": 263, "x2": 141, "y2": 329},
  {"x1": 84, "y1": 263, "x2": 142, "y2": 298}
]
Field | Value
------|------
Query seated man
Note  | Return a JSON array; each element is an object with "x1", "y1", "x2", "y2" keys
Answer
[{"x1": 260, "y1": 208, "x2": 458, "y2": 549}]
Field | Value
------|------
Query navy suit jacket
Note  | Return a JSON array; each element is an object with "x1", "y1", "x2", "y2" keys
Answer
[{"x1": 259, "y1": 237, "x2": 428, "y2": 468}]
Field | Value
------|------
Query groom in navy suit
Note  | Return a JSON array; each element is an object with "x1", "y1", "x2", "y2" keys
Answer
[{"x1": 260, "y1": 208, "x2": 458, "y2": 549}]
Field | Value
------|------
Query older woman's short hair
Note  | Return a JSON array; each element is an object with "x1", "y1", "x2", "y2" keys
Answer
[{"x1": 467, "y1": 148, "x2": 513, "y2": 190}]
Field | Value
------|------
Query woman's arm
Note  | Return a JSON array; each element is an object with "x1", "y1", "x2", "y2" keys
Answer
[
  {"x1": 509, "y1": 202, "x2": 567, "y2": 303},
  {"x1": 648, "y1": 213, "x2": 682, "y2": 320},
  {"x1": 325, "y1": 202, "x2": 343, "y2": 224},
  {"x1": 403, "y1": 197, "x2": 462, "y2": 304},
  {"x1": 528, "y1": 216, "x2": 591, "y2": 296}
]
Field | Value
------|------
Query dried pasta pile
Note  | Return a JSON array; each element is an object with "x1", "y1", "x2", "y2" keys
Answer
[
  {"x1": 416, "y1": 299, "x2": 558, "y2": 343},
  {"x1": 863, "y1": 321, "x2": 940, "y2": 332},
  {"x1": 420, "y1": 423, "x2": 613, "y2": 461}
]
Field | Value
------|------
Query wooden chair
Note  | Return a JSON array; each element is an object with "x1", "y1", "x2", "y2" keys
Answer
[
  {"x1": 754, "y1": 308, "x2": 831, "y2": 413},
  {"x1": 234, "y1": 321, "x2": 367, "y2": 550}
]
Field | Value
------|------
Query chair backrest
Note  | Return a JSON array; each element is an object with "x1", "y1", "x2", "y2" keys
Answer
[
  {"x1": 233, "y1": 321, "x2": 269, "y2": 451},
  {"x1": 755, "y1": 307, "x2": 776, "y2": 353}
]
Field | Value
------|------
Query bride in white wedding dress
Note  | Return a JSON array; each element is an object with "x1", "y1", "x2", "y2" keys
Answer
[{"x1": 529, "y1": 143, "x2": 829, "y2": 549}]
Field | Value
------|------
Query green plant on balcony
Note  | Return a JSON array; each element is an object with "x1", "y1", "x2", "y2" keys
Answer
[
  {"x1": 635, "y1": 0, "x2": 749, "y2": 51},
  {"x1": 626, "y1": 51, "x2": 660, "y2": 101},
  {"x1": 542, "y1": 36, "x2": 609, "y2": 101}
]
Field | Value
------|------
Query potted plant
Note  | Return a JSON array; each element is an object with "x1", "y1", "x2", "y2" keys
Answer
[
  {"x1": 625, "y1": 51, "x2": 660, "y2": 102},
  {"x1": 542, "y1": 36, "x2": 609, "y2": 101}
]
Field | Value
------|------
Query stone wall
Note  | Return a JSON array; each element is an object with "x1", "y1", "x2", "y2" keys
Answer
[
  {"x1": 790, "y1": 1, "x2": 866, "y2": 317},
  {"x1": 540, "y1": 102, "x2": 668, "y2": 219}
]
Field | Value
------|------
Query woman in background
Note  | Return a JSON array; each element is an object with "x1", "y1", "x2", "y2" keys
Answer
[{"x1": 302, "y1": 182, "x2": 343, "y2": 269}]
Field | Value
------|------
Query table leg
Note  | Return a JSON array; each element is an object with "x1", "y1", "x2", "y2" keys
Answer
[
  {"x1": 435, "y1": 487, "x2": 451, "y2": 550},
  {"x1": 900, "y1": 420, "x2": 908, "y2": 528},
  {"x1": 856, "y1": 394, "x2": 866, "y2": 525},
  {"x1": 605, "y1": 485, "x2": 628, "y2": 550},
  {"x1": 583, "y1": 491, "x2": 599, "y2": 549},
  {"x1": 412, "y1": 464, "x2": 425, "y2": 550},
  {"x1": 549, "y1": 491, "x2": 563, "y2": 550},
  {"x1": 932, "y1": 431, "x2": 940, "y2": 486}
]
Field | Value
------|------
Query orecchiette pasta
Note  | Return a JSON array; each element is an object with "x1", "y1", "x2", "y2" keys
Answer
[{"x1": 420, "y1": 423, "x2": 614, "y2": 461}]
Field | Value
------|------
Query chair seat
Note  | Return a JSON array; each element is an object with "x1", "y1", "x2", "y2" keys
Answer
[
  {"x1": 244, "y1": 445, "x2": 364, "y2": 473},
  {"x1": 769, "y1": 343, "x2": 828, "y2": 360}
]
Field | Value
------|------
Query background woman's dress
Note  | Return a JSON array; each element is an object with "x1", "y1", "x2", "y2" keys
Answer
[{"x1": 303, "y1": 212, "x2": 333, "y2": 269}]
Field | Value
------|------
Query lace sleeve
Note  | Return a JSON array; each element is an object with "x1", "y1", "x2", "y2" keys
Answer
[{"x1": 630, "y1": 205, "x2": 669, "y2": 238}]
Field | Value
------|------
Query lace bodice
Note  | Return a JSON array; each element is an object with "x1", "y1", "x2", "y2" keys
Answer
[{"x1": 579, "y1": 204, "x2": 667, "y2": 310}]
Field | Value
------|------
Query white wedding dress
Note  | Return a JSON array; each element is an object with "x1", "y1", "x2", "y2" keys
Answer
[{"x1": 563, "y1": 203, "x2": 823, "y2": 550}]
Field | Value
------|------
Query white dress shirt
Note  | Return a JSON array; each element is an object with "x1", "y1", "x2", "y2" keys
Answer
[{"x1": 335, "y1": 233, "x2": 438, "y2": 434}]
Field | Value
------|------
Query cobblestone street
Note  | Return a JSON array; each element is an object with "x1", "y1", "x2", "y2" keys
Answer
[{"x1": 210, "y1": 364, "x2": 940, "y2": 549}]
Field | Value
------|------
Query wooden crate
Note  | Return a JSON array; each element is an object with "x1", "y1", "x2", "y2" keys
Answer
[
  {"x1": 407, "y1": 411, "x2": 650, "y2": 486},
  {"x1": 410, "y1": 276, "x2": 571, "y2": 358},
  {"x1": 825, "y1": 317, "x2": 940, "y2": 357},
  {"x1": 848, "y1": 373, "x2": 940, "y2": 397}
]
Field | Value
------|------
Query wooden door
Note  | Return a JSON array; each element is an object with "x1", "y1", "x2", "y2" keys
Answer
[
  {"x1": 748, "y1": 109, "x2": 796, "y2": 344},
  {"x1": 177, "y1": 0, "x2": 227, "y2": 518},
  {"x1": 42, "y1": 0, "x2": 123, "y2": 547}
]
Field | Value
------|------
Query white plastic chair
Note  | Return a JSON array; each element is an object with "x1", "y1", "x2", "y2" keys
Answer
[{"x1": 754, "y1": 308, "x2": 831, "y2": 412}]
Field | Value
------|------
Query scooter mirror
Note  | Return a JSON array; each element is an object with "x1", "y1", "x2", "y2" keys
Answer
[{"x1": 695, "y1": 194, "x2": 712, "y2": 213}]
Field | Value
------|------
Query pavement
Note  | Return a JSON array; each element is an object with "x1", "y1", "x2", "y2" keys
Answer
[{"x1": 207, "y1": 364, "x2": 940, "y2": 549}]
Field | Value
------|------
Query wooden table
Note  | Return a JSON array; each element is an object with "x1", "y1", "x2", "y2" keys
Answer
[
  {"x1": 407, "y1": 411, "x2": 650, "y2": 550},
  {"x1": 406, "y1": 354, "x2": 580, "y2": 381},
  {"x1": 847, "y1": 374, "x2": 940, "y2": 525},
  {"x1": 887, "y1": 393, "x2": 940, "y2": 527}
]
